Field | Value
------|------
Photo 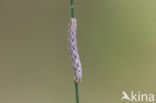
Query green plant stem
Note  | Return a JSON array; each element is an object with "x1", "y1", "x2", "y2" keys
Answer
[
  {"x1": 70, "y1": 0, "x2": 74, "y2": 18},
  {"x1": 75, "y1": 83, "x2": 79, "y2": 103},
  {"x1": 70, "y1": 0, "x2": 79, "y2": 103}
]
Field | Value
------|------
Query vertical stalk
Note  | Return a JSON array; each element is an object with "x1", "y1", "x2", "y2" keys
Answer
[
  {"x1": 70, "y1": 0, "x2": 74, "y2": 18},
  {"x1": 70, "y1": 0, "x2": 80, "y2": 102},
  {"x1": 75, "y1": 83, "x2": 79, "y2": 103},
  {"x1": 70, "y1": 0, "x2": 80, "y2": 103}
]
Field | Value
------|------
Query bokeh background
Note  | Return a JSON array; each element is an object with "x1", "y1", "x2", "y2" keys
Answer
[{"x1": 0, "y1": 0, "x2": 156, "y2": 103}]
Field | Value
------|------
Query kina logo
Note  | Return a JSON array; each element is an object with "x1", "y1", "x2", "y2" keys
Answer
[{"x1": 121, "y1": 91, "x2": 154, "y2": 102}]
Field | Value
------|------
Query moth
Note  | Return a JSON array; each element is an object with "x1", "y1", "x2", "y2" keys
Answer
[{"x1": 68, "y1": 18, "x2": 82, "y2": 83}]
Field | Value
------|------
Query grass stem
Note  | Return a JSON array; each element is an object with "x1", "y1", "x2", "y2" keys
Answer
[
  {"x1": 70, "y1": 0, "x2": 74, "y2": 18},
  {"x1": 70, "y1": 0, "x2": 80, "y2": 103},
  {"x1": 75, "y1": 83, "x2": 79, "y2": 103}
]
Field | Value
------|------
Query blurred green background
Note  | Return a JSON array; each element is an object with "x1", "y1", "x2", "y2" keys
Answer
[{"x1": 0, "y1": 0, "x2": 156, "y2": 103}]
